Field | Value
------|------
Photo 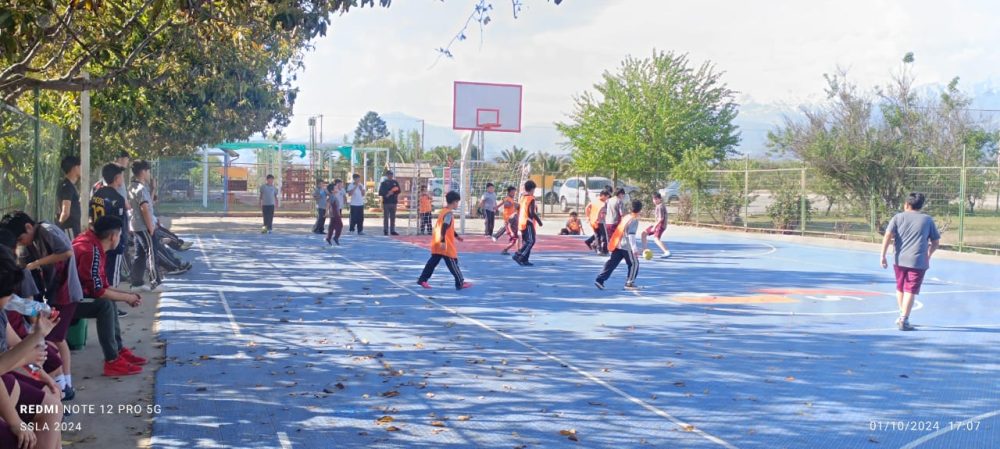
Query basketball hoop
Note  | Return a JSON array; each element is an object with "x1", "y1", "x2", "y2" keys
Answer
[{"x1": 453, "y1": 82, "x2": 522, "y2": 133}]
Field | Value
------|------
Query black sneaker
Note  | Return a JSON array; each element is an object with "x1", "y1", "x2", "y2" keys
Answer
[
  {"x1": 118, "y1": 309, "x2": 129, "y2": 318},
  {"x1": 594, "y1": 280, "x2": 605, "y2": 290},
  {"x1": 62, "y1": 385, "x2": 76, "y2": 401},
  {"x1": 898, "y1": 319, "x2": 916, "y2": 331},
  {"x1": 521, "y1": 261, "x2": 534, "y2": 266},
  {"x1": 390, "y1": 231, "x2": 400, "y2": 236},
  {"x1": 624, "y1": 283, "x2": 639, "y2": 291},
  {"x1": 512, "y1": 255, "x2": 523, "y2": 265}
]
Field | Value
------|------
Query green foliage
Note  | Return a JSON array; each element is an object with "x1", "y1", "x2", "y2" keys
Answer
[
  {"x1": 354, "y1": 111, "x2": 390, "y2": 145},
  {"x1": 767, "y1": 185, "x2": 813, "y2": 230},
  {"x1": 495, "y1": 146, "x2": 529, "y2": 166},
  {"x1": 530, "y1": 151, "x2": 568, "y2": 174},
  {"x1": 557, "y1": 50, "x2": 740, "y2": 188}
]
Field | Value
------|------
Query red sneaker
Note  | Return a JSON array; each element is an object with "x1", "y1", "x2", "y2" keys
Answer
[
  {"x1": 119, "y1": 347, "x2": 148, "y2": 365},
  {"x1": 458, "y1": 282, "x2": 473, "y2": 290},
  {"x1": 418, "y1": 281, "x2": 432, "y2": 289},
  {"x1": 103, "y1": 356, "x2": 143, "y2": 377}
]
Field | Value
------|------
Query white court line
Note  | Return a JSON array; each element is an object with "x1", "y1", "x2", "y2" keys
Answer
[
  {"x1": 337, "y1": 252, "x2": 739, "y2": 449},
  {"x1": 195, "y1": 235, "x2": 213, "y2": 270},
  {"x1": 277, "y1": 431, "x2": 293, "y2": 449},
  {"x1": 900, "y1": 408, "x2": 1000, "y2": 449},
  {"x1": 837, "y1": 323, "x2": 1000, "y2": 334},
  {"x1": 217, "y1": 290, "x2": 242, "y2": 339}
]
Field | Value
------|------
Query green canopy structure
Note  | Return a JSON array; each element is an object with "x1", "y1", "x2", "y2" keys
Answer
[{"x1": 215, "y1": 141, "x2": 308, "y2": 158}]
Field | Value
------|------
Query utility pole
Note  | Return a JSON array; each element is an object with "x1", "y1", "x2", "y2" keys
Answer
[{"x1": 80, "y1": 71, "x2": 91, "y2": 232}]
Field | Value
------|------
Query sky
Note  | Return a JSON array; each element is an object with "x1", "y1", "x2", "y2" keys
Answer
[{"x1": 281, "y1": 0, "x2": 1000, "y2": 157}]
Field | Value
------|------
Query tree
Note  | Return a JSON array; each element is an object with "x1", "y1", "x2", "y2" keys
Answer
[
  {"x1": 427, "y1": 145, "x2": 461, "y2": 165},
  {"x1": 557, "y1": 50, "x2": 740, "y2": 188},
  {"x1": 531, "y1": 150, "x2": 569, "y2": 174},
  {"x1": 393, "y1": 129, "x2": 423, "y2": 163},
  {"x1": 354, "y1": 111, "x2": 390, "y2": 145},
  {"x1": 768, "y1": 54, "x2": 999, "y2": 225},
  {"x1": 495, "y1": 146, "x2": 529, "y2": 165}
]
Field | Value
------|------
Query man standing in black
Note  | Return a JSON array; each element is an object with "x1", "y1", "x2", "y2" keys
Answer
[
  {"x1": 57, "y1": 155, "x2": 82, "y2": 238},
  {"x1": 90, "y1": 163, "x2": 128, "y2": 287},
  {"x1": 378, "y1": 170, "x2": 401, "y2": 236}
]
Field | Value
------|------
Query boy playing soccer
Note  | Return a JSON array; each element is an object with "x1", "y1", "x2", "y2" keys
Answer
[
  {"x1": 879, "y1": 192, "x2": 940, "y2": 331},
  {"x1": 595, "y1": 200, "x2": 642, "y2": 291},
  {"x1": 500, "y1": 211, "x2": 520, "y2": 255},
  {"x1": 584, "y1": 190, "x2": 610, "y2": 254},
  {"x1": 512, "y1": 180, "x2": 543, "y2": 266},
  {"x1": 560, "y1": 212, "x2": 583, "y2": 235},
  {"x1": 417, "y1": 191, "x2": 472, "y2": 290},
  {"x1": 641, "y1": 193, "x2": 672, "y2": 258},
  {"x1": 492, "y1": 186, "x2": 518, "y2": 241},
  {"x1": 418, "y1": 187, "x2": 433, "y2": 235}
]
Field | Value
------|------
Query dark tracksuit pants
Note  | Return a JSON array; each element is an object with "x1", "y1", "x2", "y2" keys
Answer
[
  {"x1": 74, "y1": 298, "x2": 123, "y2": 362},
  {"x1": 514, "y1": 224, "x2": 536, "y2": 262},
  {"x1": 313, "y1": 208, "x2": 326, "y2": 233},
  {"x1": 349, "y1": 205, "x2": 364, "y2": 233},
  {"x1": 153, "y1": 228, "x2": 184, "y2": 271},
  {"x1": 597, "y1": 248, "x2": 639, "y2": 285},
  {"x1": 493, "y1": 217, "x2": 510, "y2": 239},
  {"x1": 106, "y1": 234, "x2": 126, "y2": 287},
  {"x1": 483, "y1": 210, "x2": 496, "y2": 236},
  {"x1": 262, "y1": 205, "x2": 275, "y2": 230},
  {"x1": 383, "y1": 203, "x2": 397, "y2": 234},
  {"x1": 585, "y1": 225, "x2": 608, "y2": 252},
  {"x1": 326, "y1": 209, "x2": 343, "y2": 243},
  {"x1": 418, "y1": 254, "x2": 465, "y2": 289},
  {"x1": 130, "y1": 230, "x2": 161, "y2": 287}
]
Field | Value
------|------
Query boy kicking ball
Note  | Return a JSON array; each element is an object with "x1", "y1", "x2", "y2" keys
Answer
[
  {"x1": 418, "y1": 191, "x2": 473, "y2": 290},
  {"x1": 595, "y1": 200, "x2": 642, "y2": 291},
  {"x1": 500, "y1": 211, "x2": 519, "y2": 255},
  {"x1": 879, "y1": 192, "x2": 940, "y2": 331},
  {"x1": 641, "y1": 192, "x2": 671, "y2": 258}
]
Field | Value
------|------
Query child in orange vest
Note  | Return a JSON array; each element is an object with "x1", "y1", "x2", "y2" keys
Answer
[
  {"x1": 418, "y1": 187, "x2": 433, "y2": 235},
  {"x1": 512, "y1": 180, "x2": 543, "y2": 266},
  {"x1": 595, "y1": 200, "x2": 642, "y2": 290},
  {"x1": 417, "y1": 191, "x2": 472, "y2": 290},
  {"x1": 583, "y1": 190, "x2": 610, "y2": 254},
  {"x1": 491, "y1": 186, "x2": 518, "y2": 241},
  {"x1": 560, "y1": 211, "x2": 583, "y2": 235}
]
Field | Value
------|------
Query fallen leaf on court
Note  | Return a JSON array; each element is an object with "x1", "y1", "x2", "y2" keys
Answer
[
  {"x1": 376, "y1": 416, "x2": 394, "y2": 424},
  {"x1": 785, "y1": 376, "x2": 796, "y2": 381},
  {"x1": 559, "y1": 429, "x2": 579, "y2": 441},
  {"x1": 431, "y1": 421, "x2": 446, "y2": 427},
  {"x1": 425, "y1": 392, "x2": 435, "y2": 398},
  {"x1": 899, "y1": 374, "x2": 909, "y2": 378},
  {"x1": 432, "y1": 428, "x2": 447, "y2": 434},
  {"x1": 681, "y1": 424, "x2": 696, "y2": 432},
  {"x1": 414, "y1": 343, "x2": 425, "y2": 349},
  {"x1": 199, "y1": 355, "x2": 214, "y2": 360},
  {"x1": 382, "y1": 390, "x2": 400, "y2": 397},
  {"x1": 710, "y1": 354, "x2": 724, "y2": 359},
  {"x1": 601, "y1": 368, "x2": 610, "y2": 372},
  {"x1": 457, "y1": 415, "x2": 471, "y2": 421},
  {"x1": 868, "y1": 437, "x2": 879, "y2": 443},
  {"x1": 445, "y1": 321, "x2": 456, "y2": 328},
  {"x1": 385, "y1": 426, "x2": 401, "y2": 432},
  {"x1": 673, "y1": 381, "x2": 686, "y2": 387},
  {"x1": 588, "y1": 401, "x2": 605, "y2": 406}
]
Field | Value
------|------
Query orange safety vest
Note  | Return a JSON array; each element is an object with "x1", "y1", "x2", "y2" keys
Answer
[
  {"x1": 587, "y1": 198, "x2": 605, "y2": 229},
  {"x1": 431, "y1": 208, "x2": 458, "y2": 258},
  {"x1": 419, "y1": 195, "x2": 432, "y2": 213},
  {"x1": 501, "y1": 196, "x2": 517, "y2": 221},
  {"x1": 567, "y1": 218, "x2": 582, "y2": 232},
  {"x1": 518, "y1": 194, "x2": 536, "y2": 231},
  {"x1": 608, "y1": 213, "x2": 638, "y2": 250}
]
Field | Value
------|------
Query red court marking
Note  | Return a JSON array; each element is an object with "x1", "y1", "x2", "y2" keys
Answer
[
  {"x1": 391, "y1": 234, "x2": 591, "y2": 254},
  {"x1": 755, "y1": 288, "x2": 880, "y2": 297},
  {"x1": 673, "y1": 295, "x2": 798, "y2": 304}
]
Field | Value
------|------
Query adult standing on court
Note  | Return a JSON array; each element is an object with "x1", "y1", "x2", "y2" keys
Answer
[
  {"x1": 347, "y1": 173, "x2": 366, "y2": 235},
  {"x1": 311, "y1": 179, "x2": 328, "y2": 235},
  {"x1": 378, "y1": 170, "x2": 400, "y2": 236},
  {"x1": 57, "y1": 155, "x2": 82, "y2": 239},
  {"x1": 879, "y1": 192, "x2": 940, "y2": 331},
  {"x1": 259, "y1": 175, "x2": 279, "y2": 234}
]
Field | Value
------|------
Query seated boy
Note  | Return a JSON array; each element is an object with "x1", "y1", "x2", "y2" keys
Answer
[{"x1": 560, "y1": 212, "x2": 583, "y2": 235}]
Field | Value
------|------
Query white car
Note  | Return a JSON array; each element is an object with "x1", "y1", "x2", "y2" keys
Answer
[{"x1": 557, "y1": 176, "x2": 615, "y2": 212}]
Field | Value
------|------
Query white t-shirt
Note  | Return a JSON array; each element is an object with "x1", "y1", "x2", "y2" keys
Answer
[{"x1": 347, "y1": 182, "x2": 366, "y2": 206}]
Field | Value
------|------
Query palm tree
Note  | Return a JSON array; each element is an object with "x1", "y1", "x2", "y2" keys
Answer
[
  {"x1": 426, "y1": 145, "x2": 461, "y2": 165},
  {"x1": 495, "y1": 145, "x2": 529, "y2": 165},
  {"x1": 531, "y1": 151, "x2": 570, "y2": 175}
]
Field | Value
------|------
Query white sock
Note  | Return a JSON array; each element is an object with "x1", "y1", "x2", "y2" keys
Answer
[
  {"x1": 66, "y1": 374, "x2": 73, "y2": 388},
  {"x1": 54, "y1": 374, "x2": 66, "y2": 389}
]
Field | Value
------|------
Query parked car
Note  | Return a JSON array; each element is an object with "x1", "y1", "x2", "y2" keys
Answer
[
  {"x1": 658, "y1": 181, "x2": 681, "y2": 203},
  {"x1": 557, "y1": 176, "x2": 615, "y2": 212},
  {"x1": 544, "y1": 179, "x2": 563, "y2": 204}
]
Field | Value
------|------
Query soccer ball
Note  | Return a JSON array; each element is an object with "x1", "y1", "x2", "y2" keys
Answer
[
  {"x1": 261, "y1": 226, "x2": 268, "y2": 234},
  {"x1": 643, "y1": 249, "x2": 653, "y2": 260}
]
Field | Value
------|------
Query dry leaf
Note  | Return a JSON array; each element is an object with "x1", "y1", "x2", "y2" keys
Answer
[
  {"x1": 785, "y1": 376, "x2": 796, "y2": 381},
  {"x1": 673, "y1": 381, "x2": 686, "y2": 387},
  {"x1": 559, "y1": 429, "x2": 579, "y2": 442},
  {"x1": 376, "y1": 416, "x2": 394, "y2": 424},
  {"x1": 457, "y1": 415, "x2": 471, "y2": 421},
  {"x1": 382, "y1": 390, "x2": 400, "y2": 398},
  {"x1": 385, "y1": 426, "x2": 401, "y2": 432},
  {"x1": 681, "y1": 424, "x2": 696, "y2": 432},
  {"x1": 431, "y1": 421, "x2": 446, "y2": 427}
]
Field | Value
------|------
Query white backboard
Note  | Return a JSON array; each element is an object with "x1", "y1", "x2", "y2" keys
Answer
[{"x1": 453, "y1": 81, "x2": 522, "y2": 133}]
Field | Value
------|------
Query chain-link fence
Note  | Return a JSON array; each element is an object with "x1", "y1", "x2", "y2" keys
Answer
[{"x1": 0, "y1": 104, "x2": 65, "y2": 221}]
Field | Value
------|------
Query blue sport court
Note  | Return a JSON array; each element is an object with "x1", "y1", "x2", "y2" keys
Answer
[{"x1": 150, "y1": 225, "x2": 998, "y2": 448}]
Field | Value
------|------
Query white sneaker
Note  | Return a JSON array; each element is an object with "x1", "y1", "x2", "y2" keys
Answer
[{"x1": 661, "y1": 251, "x2": 672, "y2": 259}]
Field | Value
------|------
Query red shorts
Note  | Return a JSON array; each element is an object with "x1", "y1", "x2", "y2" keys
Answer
[
  {"x1": 894, "y1": 265, "x2": 927, "y2": 295},
  {"x1": 45, "y1": 301, "x2": 78, "y2": 343},
  {"x1": 2, "y1": 372, "x2": 46, "y2": 422},
  {"x1": 645, "y1": 223, "x2": 665, "y2": 239}
]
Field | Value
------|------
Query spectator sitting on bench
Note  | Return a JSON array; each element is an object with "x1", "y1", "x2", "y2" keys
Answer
[{"x1": 71, "y1": 216, "x2": 147, "y2": 376}]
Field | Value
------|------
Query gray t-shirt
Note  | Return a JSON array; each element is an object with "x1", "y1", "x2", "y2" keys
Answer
[
  {"x1": 617, "y1": 217, "x2": 640, "y2": 251},
  {"x1": 128, "y1": 180, "x2": 156, "y2": 232},
  {"x1": 260, "y1": 184, "x2": 279, "y2": 207},
  {"x1": 328, "y1": 190, "x2": 346, "y2": 212},
  {"x1": 481, "y1": 191, "x2": 497, "y2": 211},
  {"x1": 606, "y1": 197, "x2": 622, "y2": 224},
  {"x1": 313, "y1": 187, "x2": 328, "y2": 209},
  {"x1": 19, "y1": 222, "x2": 83, "y2": 303},
  {"x1": 886, "y1": 211, "x2": 941, "y2": 270},
  {"x1": 655, "y1": 203, "x2": 668, "y2": 224}
]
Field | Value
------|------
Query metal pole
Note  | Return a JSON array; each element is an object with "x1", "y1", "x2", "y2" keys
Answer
[
  {"x1": 958, "y1": 147, "x2": 966, "y2": 252},
  {"x1": 420, "y1": 119, "x2": 425, "y2": 160},
  {"x1": 799, "y1": 167, "x2": 806, "y2": 235},
  {"x1": 80, "y1": 71, "x2": 91, "y2": 231},
  {"x1": 33, "y1": 87, "x2": 42, "y2": 220},
  {"x1": 223, "y1": 151, "x2": 230, "y2": 216},
  {"x1": 743, "y1": 153, "x2": 749, "y2": 229},
  {"x1": 202, "y1": 146, "x2": 209, "y2": 208}
]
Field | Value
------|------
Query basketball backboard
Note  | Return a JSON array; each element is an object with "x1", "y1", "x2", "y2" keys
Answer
[{"x1": 453, "y1": 81, "x2": 522, "y2": 133}]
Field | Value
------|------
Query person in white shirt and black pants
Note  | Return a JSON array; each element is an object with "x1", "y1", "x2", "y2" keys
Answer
[{"x1": 347, "y1": 173, "x2": 366, "y2": 235}]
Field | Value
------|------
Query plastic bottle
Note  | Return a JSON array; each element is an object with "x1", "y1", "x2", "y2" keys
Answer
[{"x1": 4, "y1": 294, "x2": 52, "y2": 317}]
